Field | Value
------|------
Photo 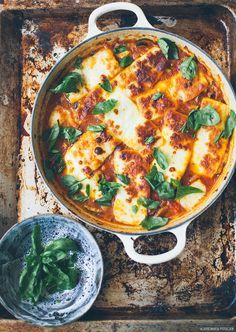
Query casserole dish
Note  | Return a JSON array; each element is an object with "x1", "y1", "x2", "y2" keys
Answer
[{"x1": 31, "y1": 2, "x2": 236, "y2": 265}]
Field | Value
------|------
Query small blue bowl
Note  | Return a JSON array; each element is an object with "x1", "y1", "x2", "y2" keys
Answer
[{"x1": 0, "y1": 214, "x2": 103, "y2": 327}]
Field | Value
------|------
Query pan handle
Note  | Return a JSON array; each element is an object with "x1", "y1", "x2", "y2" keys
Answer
[
  {"x1": 87, "y1": 2, "x2": 152, "y2": 38},
  {"x1": 116, "y1": 221, "x2": 191, "y2": 265}
]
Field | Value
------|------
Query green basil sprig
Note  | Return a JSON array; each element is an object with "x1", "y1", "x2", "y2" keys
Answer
[
  {"x1": 145, "y1": 136, "x2": 155, "y2": 145},
  {"x1": 132, "y1": 205, "x2": 138, "y2": 214},
  {"x1": 113, "y1": 45, "x2": 128, "y2": 54},
  {"x1": 141, "y1": 216, "x2": 169, "y2": 230},
  {"x1": 180, "y1": 105, "x2": 220, "y2": 136},
  {"x1": 215, "y1": 110, "x2": 236, "y2": 143},
  {"x1": 43, "y1": 121, "x2": 60, "y2": 151},
  {"x1": 44, "y1": 149, "x2": 66, "y2": 180},
  {"x1": 115, "y1": 173, "x2": 130, "y2": 185},
  {"x1": 19, "y1": 225, "x2": 80, "y2": 304},
  {"x1": 156, "y1": 181, "x2": 175, "y2": 200},
  {"x1": 153, "y1": 148, "x2": 168, "y2": 170},
  {"x1": 42, "y1": 122, "x2": 82, "y2": 180},
  {"x1": 180, "y1": 56, "x2": 197, "y2": 80},
  {"x1": 87, "y1": 124, "x2": 106, "y2": 132},
  {"x1": 137, "y1": 197, "x2": 160, "y2": 210},
  {"x1": 50, "y1": 72, "x2": 82, "y2": 94},
  {"x1": 171, "y1": 179, "x2": 203, "y2": 199},
  {"x1": 95, "y1": 176, "x2": 121, "y2": 206},
  {"x1": 61, "y1": 175, "x2": 85, "y2": 196},
  {"x1": 145, "y1": 165, "x2": 175, "y2": 200},
  {"x1": 119, "y1": 56, "x2": 134, "y2": 68},
  {"x1": 99, "y1": 78, "x2": 112, "y2": 92},
  {"x1": 152, "y1": 92, "x2": 163, "y2": 101},
  {"x1": 92, "y1": 99, "x2": 118, "y2": 115},
  {"x1": 157, "y1": 38, "x2": 179, "y2": 60},
  {"x1": 145, "y1": 164, "x2": 165, "y2": 191},
  {"x1": 72, "y1": 184, "x2": 91, "y2": 202},
  {"x1": 60, "y1": 127, "x2": 82, "y2": 144},
  {"x1": 43, "y1": 121, "x2": 82, "y2": 148}
]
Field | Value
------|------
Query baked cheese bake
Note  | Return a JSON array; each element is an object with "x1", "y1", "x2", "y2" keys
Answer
[{"x1": 42, "y1": 37, "x2": 236, "y2": 231}]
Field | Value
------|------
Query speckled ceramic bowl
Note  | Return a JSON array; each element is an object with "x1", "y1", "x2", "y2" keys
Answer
[{"x1": 0, "y1": 215, "x2": 103, "y2": 327}]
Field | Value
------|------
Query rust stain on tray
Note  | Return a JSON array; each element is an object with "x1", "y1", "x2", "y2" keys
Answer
[{"x1": 13, "y1": 11, "x2": 236, "y2": 315}]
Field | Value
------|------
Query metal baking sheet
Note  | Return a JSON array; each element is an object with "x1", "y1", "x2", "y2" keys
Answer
[{"x1": 0, "y1": 0, "x2": 235, "y2": 329}]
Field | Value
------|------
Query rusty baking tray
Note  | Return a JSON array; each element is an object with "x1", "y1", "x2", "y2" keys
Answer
[{"x1": 0, "y1": 0, "x2": 235, "y2": 329}]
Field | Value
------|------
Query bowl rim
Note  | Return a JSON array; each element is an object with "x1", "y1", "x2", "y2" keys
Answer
[
  {"x1": 0, "y1": 214, "x2": 104, "y2": 327},
  {"x1": 31, "y1": 26, "x2": 236, "y2": 236}
]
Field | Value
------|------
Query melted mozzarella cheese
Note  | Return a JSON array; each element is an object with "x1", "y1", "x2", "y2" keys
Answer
[
  {"x1": 189, "y1": 98, "x2": 229, "y2": 177},
  {"x1": 113, "y1": 46, "x2": 166, "y2": 100},
  {"x1": 64, "y1": 131, "x2": 118, "y2": 179},
  {"x1": 81, "y1": 48, "x2": 120, "y2": 90},
  {"x1": 113, "y1": 149, "x2": 149, "y2": 225},
  {"x1": 154, "y1": 110, "x2": 193, "y2": 181},
  {"x1": 178, "y1": 180, "x2": 206, "y2": 210},
  {"x1": 136, "y1": 86, "x2": 176, "y2": 120},
  {"x1": 155, "y1": 67, "x2": 210, "y2": 104},
  {"x1": 103, "y1": 86, "x2": 160, "y2": 154}
]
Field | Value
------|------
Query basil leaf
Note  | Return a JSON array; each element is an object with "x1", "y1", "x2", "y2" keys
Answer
[
  {"x1": 152, "y1": 92, "x2": 163, "y2": 101},
  {"x1": 115, "y1": 173, "x2": 130, "y2": 185},
  {"x1": 44, "y1": 264, "x2": 77, "y2": 291},
  {"x1": 19, "y1": 266, "x2": 38, "y2": 300},
  {"x1": 72, "y1": 194, "x2": 89, "y2": 202},
  {"x1": 181, "y1": 105, "x2": 220, "y2": 135},
  {"x1": 60, "y1": 127, "x2": 82, "y2": 143},
  {"x1": 43, "y1": 160, "x2": 55, "y2": 181},
  {"x1": 98, "y1": 176, "x2": 121, "y2": 195},
  {"x1": 48, "y1": 150, "x2": 66, "y2": 175},
  {"x1": 119, "y1": 56, "x2": 134, "y2": 68},
  {"x1": 95, "y1": 176, "x2": 121, "y2": 206},
  {"x1": 43, "y1": 121, "x2": 60, "y2": 151},
  {"x1": 157, "y1": 38, "x2": 179, "y2": 60},
  {"x1": 61, "y1": 175, "x2": 81, "y2": 187},
  {"x1": 171, "y1": 178, "x2": 203, "y2": 199},
  {"x1": 50, "y1": 72, "x2": 82, "y2": 94},
  {"x1": 95, "y1": 195, "x2": 112, "y2": 206},
  {"x1": 113, "y1": 45, "x2": 127, "y2": 54},
  {"x1": 185, "y1": 109, "x2": 201, "y2": 132},
  {"x1": 31, "y1": 224, "x2": 43, "y2": 256},
  {"x1": 141, "y1": 216, "x2": 169, "y2": 230},
  {"x1": 156, "y1": 181, "x2": 175, "y2": 200},
  {"x1": 61, "y1": 175, "x2": 84, "y2": 196},
  {"x1": 92, "y1": 99, "x2": 118, "y2": 115},
  {"x1": 75, "y1": 57, "x2": 83, "y2": 69},
  {"x1": 215, "y1": 110, "x2": 236, "y2": 143},
  {"x1": 145, "y1": 136, "x2": 155, "y2": 145},
  {"x1": 26, "y1": 264, "x2": 42, "y2": 303},
  {"x1": 137, "y1": 197, "x2": 160, "y2": 210},
  {"x1": 87, "y1": 124, "x2": 106, "y2": 132},
  {"x1": 85, "y1": 184, "x2": 90, "y2": 197},
  {"x1": 42, "y1": 250, "x2": 67, "y2": 263},
  {"x1": 132, "y1": 205, "x2": 138, "y2": 214},
  {"x1": 180, "y1": 56, "x2": 197, "y2": 80},
  {"x1": 214, "y1": 131, "x2": 224, "y2": 144},
  {"x1": 175, "y1": 185, "x2": 203, "y2": 199},
  {"x1": 44, "y1": 238, "x2": 79, "y2": 253},
  {"x1": 153, "y1": 148, "x2": 168, "y2": 170},
  {"x1": 198, "y1": 104, "x2": 220, "y2": 126},
  {"x1": 99, "y1": 78, "x2": 112, "y2": 92},
  {"x1": 145, "y1": 165, "x2": 165, "y2": 191}
]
